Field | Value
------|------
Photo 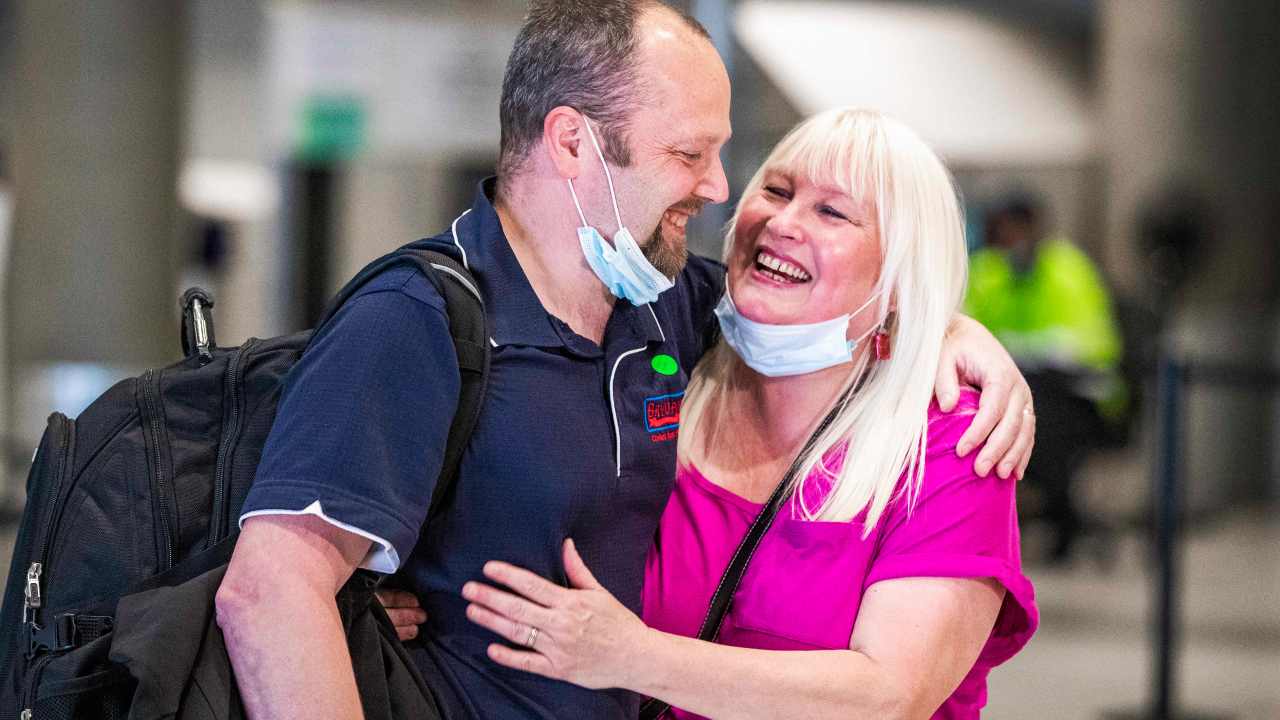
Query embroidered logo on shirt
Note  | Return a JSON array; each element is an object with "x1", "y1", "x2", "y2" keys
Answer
[{"x1": 645, "y1": 391, "x2": 683, "y2": 442}]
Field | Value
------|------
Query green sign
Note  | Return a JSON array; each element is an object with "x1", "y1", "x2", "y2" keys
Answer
[{"x1": 298, "y1": 95, "x2": 367, "y2": 162}]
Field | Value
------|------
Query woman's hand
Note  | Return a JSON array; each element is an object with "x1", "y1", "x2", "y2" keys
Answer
[
  {"x1": 935, "y1": 315, "x2": 1036, "y2": 480},
  {"x1": 375, "y1": 589, "x2": 428, "y2": 642},
  {"x1": 462, "y1": 538, "x2": 651, "y2": 690}
]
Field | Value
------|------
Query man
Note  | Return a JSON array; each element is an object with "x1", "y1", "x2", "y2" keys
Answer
[
  {"x1": 216, "y1": 2, "x2": 1035, "y2": 718},
  {"x1": 966, "y1": 193, "x2": 1124, "y2": 562}
]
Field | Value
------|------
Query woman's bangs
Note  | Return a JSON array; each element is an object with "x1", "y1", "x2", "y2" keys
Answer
[{"x1": 768, "y1": 113, "x2": 882, "y2": 208}]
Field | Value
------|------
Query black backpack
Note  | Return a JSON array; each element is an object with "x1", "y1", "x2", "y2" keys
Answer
[{"x1": 0, "y1": 243, "x2": 489, "y2": 720}]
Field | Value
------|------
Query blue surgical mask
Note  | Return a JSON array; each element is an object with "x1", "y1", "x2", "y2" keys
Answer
[
  {"x1": 567, "y1": 119, "x2": 675, "y2": 306},
  {"x1": 714, "y1": 290, "x2": 881, "y2": 377}
]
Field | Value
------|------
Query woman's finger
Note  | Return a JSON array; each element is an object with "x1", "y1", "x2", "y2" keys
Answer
[
  {"x1": 933, "y1": 344, "x2": 961, "y2": 412},
  {"x1": 486, "y1": 643, "x2": 558, "y2": 680},
  {"x1": 1014, "y1": 413, "x2": 1036, "y2": 480},
  {"x1": 466, "y1": 601, "x2": 554, "y2": 652},
  {"x1": 562, "y1": 539, "x2": 601, "y2": 590},
  {"x1": 462, "y1": 581, "x2": 559, "y2": 631},
  {"x1": 465, "y1": 601, "x2": 523, "y2": 644},
  {"x1": 997, "y1": 403, "x2": 1036, "y2": 480},
  {"x1": 481, "y1": 561, "x2": 568, "y2": 606}
]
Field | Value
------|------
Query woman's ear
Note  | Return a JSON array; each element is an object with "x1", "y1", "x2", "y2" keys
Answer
[{"x1": 543, "y1": 106, "x2": 586, "y2": 180}]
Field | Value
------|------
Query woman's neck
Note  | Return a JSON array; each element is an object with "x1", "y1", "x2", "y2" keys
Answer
[{"x1": 694, "y1": 355, "x2": 853, "y2": 500}]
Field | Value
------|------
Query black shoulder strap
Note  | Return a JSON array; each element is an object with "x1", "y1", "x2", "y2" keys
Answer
[
  {"x1": 313, "y1": 246, "x2": 490, "y2": 520},
  {"x1": 639, "y1": 390, "x2": 850, "y2": 720}
]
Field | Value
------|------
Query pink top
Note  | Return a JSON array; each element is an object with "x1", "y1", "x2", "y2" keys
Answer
[{"x1": 642, "y1": 391, "x2": 1038, "y2": 719}]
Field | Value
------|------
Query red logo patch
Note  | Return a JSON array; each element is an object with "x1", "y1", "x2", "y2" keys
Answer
[{"x1": 645, "y1": 392, "x2": 683, "y2": 442}]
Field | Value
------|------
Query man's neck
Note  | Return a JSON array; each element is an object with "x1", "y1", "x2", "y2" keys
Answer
[{"x1": 494, "y1": 177, "x2": 616, "y2": 344}]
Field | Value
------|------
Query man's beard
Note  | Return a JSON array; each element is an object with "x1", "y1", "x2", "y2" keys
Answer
[
  {"x1": 642, "y1": 224, "x2": 690, "y2": 279},
  {"x1": 640, "y1": 198, "x2": 705, "y2": 279}
]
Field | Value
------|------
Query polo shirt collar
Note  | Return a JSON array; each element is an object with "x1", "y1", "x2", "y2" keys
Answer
[{"x1": 451, "y1": 178, "x2": 666, "y2": 350}]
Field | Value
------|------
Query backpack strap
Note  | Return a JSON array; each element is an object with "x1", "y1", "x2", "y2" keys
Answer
[
  {"x1": 313, "y1": 246, "x2": 490, "y2": 520},
  {"x1": 638, "y1": 387, "x2": 851, "y2": 720}
]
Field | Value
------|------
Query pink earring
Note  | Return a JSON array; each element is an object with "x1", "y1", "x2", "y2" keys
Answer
[{"x1": 873, "y1": 328, "x2": 891, "y2": 360}]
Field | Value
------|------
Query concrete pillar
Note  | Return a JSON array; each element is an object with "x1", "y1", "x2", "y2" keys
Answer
[
  {"x1": 1099, "y1": 0, "x2": 1280, "y2": 506},
  {"x1": 7, "y1": 2, "x2": 183, "y2": 445}
]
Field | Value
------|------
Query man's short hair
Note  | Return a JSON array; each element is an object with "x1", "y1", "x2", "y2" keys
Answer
[{"x1": 497, "y1": 0, "x2": 709, "y2": 185}]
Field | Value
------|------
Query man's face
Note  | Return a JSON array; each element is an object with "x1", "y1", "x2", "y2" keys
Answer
[{"x1": 585, "y1": 9, "x2": 732, "y2": 278}]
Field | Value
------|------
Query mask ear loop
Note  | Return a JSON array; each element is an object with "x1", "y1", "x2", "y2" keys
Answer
[
  {"x1": 566, "y1": 178, "x2": 590, "y2": 228},
  {"x1": 845, "y1": 291, "x2": 883, "y2": 352},
  {"x1": 580, "y1": 119, "x2": 626, "y2": 233}
]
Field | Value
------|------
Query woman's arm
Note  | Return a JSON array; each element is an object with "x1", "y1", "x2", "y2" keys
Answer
[{"x1": 463, "y1": 540, "x2": 1005, "y2": 720}]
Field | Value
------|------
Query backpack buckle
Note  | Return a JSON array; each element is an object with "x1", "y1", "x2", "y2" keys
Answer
[{"x1": 28, "y1": 613, "x2": 80, "y2": 656}]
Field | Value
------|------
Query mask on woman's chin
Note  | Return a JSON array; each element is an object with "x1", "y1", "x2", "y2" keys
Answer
[
  {"x1": 713, "y1": 290, "x2": 880, "y2": 377},
  {"x1": 566, "y1": 119, "x2": 674, "y2": 306}
]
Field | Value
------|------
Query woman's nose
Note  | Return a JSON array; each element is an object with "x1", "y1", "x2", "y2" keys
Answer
[{"x1": 765, "y1": 201, "x2": 805, "y2": 243}]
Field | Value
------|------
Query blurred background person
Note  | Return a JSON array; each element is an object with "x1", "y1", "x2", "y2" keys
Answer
[{"x1": 966, "y1": 192, "x2": 1126, "y2": 563}]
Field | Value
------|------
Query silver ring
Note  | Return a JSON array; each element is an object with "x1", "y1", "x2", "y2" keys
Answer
[{"x1": 524, "y1": 626, "x2": 540, "y2": 648}]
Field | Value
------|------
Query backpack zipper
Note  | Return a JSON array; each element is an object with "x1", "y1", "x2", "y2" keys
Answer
[
  {"x1": 24, "y1": 415, "x2": 73, "y2": 632},
  {"x1": 141, "y1": 370, "x2": 176, "y2": 572},
  {"x1": 209, "y1": 340, "x2": 255, "y2": 547},
  {"x1": 21, "y1": 652, "x2": 54, "y2": 718}
]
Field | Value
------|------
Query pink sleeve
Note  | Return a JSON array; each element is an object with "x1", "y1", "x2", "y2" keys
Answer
[{"x1": 864, "y1": 392, "x2": 1039, "y2": 667}]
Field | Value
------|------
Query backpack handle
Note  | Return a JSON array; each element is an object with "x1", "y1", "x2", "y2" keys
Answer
[{"x1": 181, "y1": 287, "x2": 217, "y2": 365}]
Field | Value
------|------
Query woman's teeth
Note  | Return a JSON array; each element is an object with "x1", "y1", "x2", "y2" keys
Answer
[{"x1": 755, "y1": 251, "x2": 811, "y2": 283}]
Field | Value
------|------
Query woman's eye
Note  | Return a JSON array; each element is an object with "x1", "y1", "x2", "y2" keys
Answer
[
  {"x1": 819, "y1": 205, "x2": 849, "y2": 221},
  {"x1": 763, "y1": 185, "x2": 791, "y2": 199}
]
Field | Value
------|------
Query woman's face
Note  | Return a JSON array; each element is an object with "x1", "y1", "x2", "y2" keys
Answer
[{"x1": 727, "y1": 168, "x2": 884, "y2": 340}]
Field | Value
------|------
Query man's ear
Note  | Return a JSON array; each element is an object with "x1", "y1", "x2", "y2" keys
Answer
[{"x1": 543, "y1": 106, "x2": 586, "y2": 180}]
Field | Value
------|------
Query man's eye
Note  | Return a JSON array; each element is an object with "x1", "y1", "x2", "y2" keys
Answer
[{"x1": 680, "y1": 151, "x2": 704, "y2": 163}]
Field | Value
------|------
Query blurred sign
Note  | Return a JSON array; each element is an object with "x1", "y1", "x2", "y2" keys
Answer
[
  {"x1": 179, "y1": 159, "x2": 280, "y2": 222},
  {"x1": 298, "y1": 95, "x2": 367, "y2": 162},
  {"x1": 267, "y1": 3, "x2": 518, "y2": 161}
]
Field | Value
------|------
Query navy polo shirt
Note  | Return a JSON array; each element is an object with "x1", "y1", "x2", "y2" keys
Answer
[{"x1": 242, "y1": 179, "x2": 724, "y2": 719}]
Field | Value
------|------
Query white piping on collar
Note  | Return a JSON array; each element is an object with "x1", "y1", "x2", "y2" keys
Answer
[
  {"x1": 608, "y1": 342, "x2": 649, "y2": 478},
  {"x1": 450, "y1": 208, "x2": 473, "y2": 270},
  {"x1": 645, "y1": 304, "x2": 667, "y2": 343}
]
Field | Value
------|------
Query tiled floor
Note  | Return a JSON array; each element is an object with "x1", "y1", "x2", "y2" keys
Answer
[
  {"x1": 985, "y1": 509, "x2": 1280, "y2": 719},
  {"x1": 2, "y1": 508, "x2": 1276, "y2": 718}
]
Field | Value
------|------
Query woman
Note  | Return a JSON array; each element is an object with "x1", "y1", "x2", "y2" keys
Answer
[{"x1": 459, "y1": 108, "x2": 1038, "y2": 718}]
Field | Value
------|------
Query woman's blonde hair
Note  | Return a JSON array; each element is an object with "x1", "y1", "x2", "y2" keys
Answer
[{"x1": 679, "y1": 108, "x2": 968, "y2": 532}]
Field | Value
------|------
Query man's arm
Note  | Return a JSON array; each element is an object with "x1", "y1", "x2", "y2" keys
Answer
[
  {"x1": 215, "y1": 515, "x2": 372, "y2": 720},
  {"x1": 935, "y1": 314, "x2": 1036, "y2": 480}
]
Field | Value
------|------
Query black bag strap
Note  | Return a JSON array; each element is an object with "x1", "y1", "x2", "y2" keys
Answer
[
  {"x1": 313, "y1": 246, "x2": 490, "y2": 519},
  {"x1": 639, "y1": 389, "x2": 851, "y2": 720}
]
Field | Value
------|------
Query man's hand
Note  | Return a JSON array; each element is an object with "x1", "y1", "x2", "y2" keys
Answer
[
  {"x1": 934, "y1": 315, "x2": 1035, "y2": 480},
  {"x1": 377, "y1": 589, "x2": 428, "y2": 642}
]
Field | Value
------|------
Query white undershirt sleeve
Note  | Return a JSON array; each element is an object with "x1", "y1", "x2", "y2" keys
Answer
[{"x1": 239, "y1": 500, "x2": 401, "y2": 573}]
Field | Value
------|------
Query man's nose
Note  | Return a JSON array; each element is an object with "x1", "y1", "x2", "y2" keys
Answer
[{"x1": 696, "y1": 151, "x2": 730, "y2": 205}]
